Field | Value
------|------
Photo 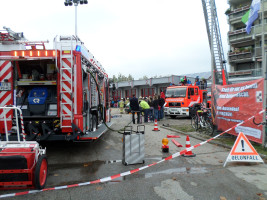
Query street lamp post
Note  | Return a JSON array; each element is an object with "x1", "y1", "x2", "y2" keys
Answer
[
  {"x1": 64, "y1": 0, "x2": 88, "y2": 37},
  {"x1": 262, "y1": 0, "x2": 266, "y2": 147}
]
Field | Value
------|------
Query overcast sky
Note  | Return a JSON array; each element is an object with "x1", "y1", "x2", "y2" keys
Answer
[{"x1": 0, "y1": 0, "x2": 229, "y2": 79}]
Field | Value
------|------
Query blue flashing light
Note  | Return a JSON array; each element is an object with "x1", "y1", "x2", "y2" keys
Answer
[
  {"x1": 76, "y1": 45, "x2": 81, "y2": 52},
  {"x1": 182, "y1": 102, "x2": 184, "y2": 105}
]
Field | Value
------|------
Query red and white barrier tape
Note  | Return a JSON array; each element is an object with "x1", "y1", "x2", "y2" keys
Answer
[{"x1": 0, "y1": 110, "x2": 264, "y2": 199}]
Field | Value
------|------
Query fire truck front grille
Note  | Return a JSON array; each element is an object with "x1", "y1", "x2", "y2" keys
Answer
[{"x1": 169, "y1": 102, "x2": 181, "y2": 107}]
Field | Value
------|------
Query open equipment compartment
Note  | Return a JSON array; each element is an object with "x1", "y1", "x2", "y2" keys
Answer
[
  {"x1": 13, "y1": 58, "x2": 60, "y2": 140},
  {"x1": 15, "y1": 59, "x2": 58, "y2": 117}
]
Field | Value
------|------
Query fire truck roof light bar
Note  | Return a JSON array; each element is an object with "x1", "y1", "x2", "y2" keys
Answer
[{"x1": 12, "y1": 50, "x2": 56, "y2": 58}]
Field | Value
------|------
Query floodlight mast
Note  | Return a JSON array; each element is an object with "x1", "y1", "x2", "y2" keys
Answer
[{"x1": 64, "y1": 0, "x2": 88, "y2": 37}]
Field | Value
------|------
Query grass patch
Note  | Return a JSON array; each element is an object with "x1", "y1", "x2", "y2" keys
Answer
[
  {"x1": 171, "y1": 125, "x2": 267, "y2": 157},
  {"x1": 170, "y1": 124, "x2": 195, "y2": 133},
  {"x1": 214, "y1": 136, "x2": 267, "y2": 157},
  {"x1": 214, "y1": 137, "x2": 235, "y2": 147}
]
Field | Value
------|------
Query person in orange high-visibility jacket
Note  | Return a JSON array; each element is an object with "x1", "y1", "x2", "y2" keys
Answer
[{"x1": 119, "y1": 98, "x2": 124, "y2": 114}]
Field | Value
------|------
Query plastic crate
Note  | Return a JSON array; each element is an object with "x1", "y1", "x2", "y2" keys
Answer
[{"x1": 28, "y1": 87, "x2": 48, "y2": 105}]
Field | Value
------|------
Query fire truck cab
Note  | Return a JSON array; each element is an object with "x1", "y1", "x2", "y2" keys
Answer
[
  {"x1": 164, "y1": 84, "x2": 208, "y2": 118},
  {"x1": 0, "y1": 28, "x2": 111, "y2": 141}
]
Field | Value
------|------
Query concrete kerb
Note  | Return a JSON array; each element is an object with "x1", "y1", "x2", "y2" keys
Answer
[{"x1": 159, "y1": 124, "x2": 267, "y2": 162}]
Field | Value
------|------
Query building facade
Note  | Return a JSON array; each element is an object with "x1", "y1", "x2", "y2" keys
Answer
[
  {"x1": 227, "y1": 0, "x2": 267, "y2": 80},
  {"x1": 111, "y1": 75, "x2": 184, "y2": 101},
  {"x1": 111, "y1": 73, "x2": 212, "y2": 101}
]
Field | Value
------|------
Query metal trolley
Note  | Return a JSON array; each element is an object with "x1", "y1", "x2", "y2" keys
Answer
[
  {"x1": 0, "y1": 106, "x2": 47, "y2": 190},
  {"x1": 122, "y1": 125, "x2": 145, "y2": 165}
]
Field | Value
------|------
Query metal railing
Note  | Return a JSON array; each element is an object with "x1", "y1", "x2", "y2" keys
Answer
[
  {"x1": 0, "y1": 106, "x2": 25, "y2": 142},
  {"x1": 228, "y1": 50, "x2": 254, "y2": 62},
  {"x1": 229, "y1": 5, "x2": 250, "y2": 20},
  {"x1": 228, "y1": 28, "x2": 253, "y2": 43},
  {"x1": 253, "y1": 23, "x2": 267, "y2": 35},
  {"x1": 228, "y1": 68, "x2": 263, "y2": 77},
  {"x1": 254, "y1": 47, "x2": 267, "y2": 57}
]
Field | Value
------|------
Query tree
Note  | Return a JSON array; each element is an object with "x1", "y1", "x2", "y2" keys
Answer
[
  {"x1": 112, "y1": 73, "x2": 135, "y2": 82},
  {"x1": 139, "y1": 75, "x2": 148, "y2": 80},
  {"x1": 112, "y1": 75, "x2": 118, "y2": 83},
  {"x1": 128, "y1": 74, "x2": 134, "y2": 81}
]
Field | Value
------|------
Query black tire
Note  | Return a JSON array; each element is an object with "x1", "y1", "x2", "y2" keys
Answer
[
  {"x1": 170, "y1": 115, "x2": 176, "y2": 119},
  {"x1": 205, "y1": 118, "x2": 213, "y2": 136},
  {"x1": 34, "y1": 155, "x2": 48, "y2": 190},
  {"x1": 191, "y1": 115, "x2": 195, "y2": 128},
  {"x1": 199, "y1": 116, "x2": 206, "y2": 128},
  {"x1": 191, "y1": 115, "x2": 198, "y2": 130}
]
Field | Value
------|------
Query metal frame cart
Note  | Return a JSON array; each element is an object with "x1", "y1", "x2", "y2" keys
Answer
[
  {"x1": 123, "y1": 125, "x2": 145, "y2": 165},
  {"x1": 0, "y1": 106, "x2": 47, "y2": 190}
]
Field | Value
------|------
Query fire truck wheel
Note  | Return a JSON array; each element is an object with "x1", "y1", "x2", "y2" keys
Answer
[{"x1": 34, "y1": 155, "x2": 48, "y2": 190}]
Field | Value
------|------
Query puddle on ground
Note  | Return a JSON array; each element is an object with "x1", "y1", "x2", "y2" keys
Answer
[
  {"x1": 144, "y1": 167, "x2": 208, "y2": 178},
  {"x1": 146, "y1": 157, "x2": 177, "y2": 162},
  {"x1": 108, "y1": 166, "x2": 208, "y2": 184},
  {"x1": 49, "y1": 160, "x2": 123, "y2": 179},
  {"x1": 49, "y1": 159, "x2": 207, "y2": 185},
  {"x1": 50, "y1": 160, "x2": 122, "y2": 169}
]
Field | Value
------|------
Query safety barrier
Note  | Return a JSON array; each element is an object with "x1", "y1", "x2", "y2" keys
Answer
[{"x1": 0, "y1": 110, "x2": 264, "y2": 199}]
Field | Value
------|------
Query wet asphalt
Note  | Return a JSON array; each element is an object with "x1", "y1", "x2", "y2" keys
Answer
[{"x1": 1, "y1": 108, "x2": 267, "y2": 200}]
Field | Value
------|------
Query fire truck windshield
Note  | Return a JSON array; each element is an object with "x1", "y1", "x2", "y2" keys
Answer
[{"x1": 166, "y1": 87, "x2": 187, "y2": 98}]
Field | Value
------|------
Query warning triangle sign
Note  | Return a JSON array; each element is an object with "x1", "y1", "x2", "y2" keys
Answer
[
  {"x1": 231, "y1": 132, "x2": 258, "y2": 156},
  {"x1": 223, "y1": 132, "x2": 264, "y2": 167}
]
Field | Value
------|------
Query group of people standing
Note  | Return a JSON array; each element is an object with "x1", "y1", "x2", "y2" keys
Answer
[
  {"x1": 118, "y1": 98, "x2": 129, "y2": 114},
  {"x1": 194, "y1": 76, "x2": 207, "y2": 89},
  {"x1": 129, "y1": 92, "x2": 165, "y2": 124}
]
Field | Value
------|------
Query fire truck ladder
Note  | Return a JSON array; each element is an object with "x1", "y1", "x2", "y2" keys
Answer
[
  {"x1": 202, "y1": 0, "x2": 228, "y2": 85},
  {"x1": 56, "y1": 36, "x2": 75, "y2": 128},
  {"x1": 0, "y1": 26, "x2": 26, "y2": 42}
]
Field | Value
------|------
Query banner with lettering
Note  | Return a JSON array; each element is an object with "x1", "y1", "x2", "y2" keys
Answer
[{"x1": 211, "y1": 78, "x2": 264, "y2": 144}]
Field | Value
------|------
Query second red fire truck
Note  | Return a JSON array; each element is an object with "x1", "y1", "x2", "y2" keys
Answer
[{"x1": 164, "y1": 84, "x2": 209, "y2": 118}]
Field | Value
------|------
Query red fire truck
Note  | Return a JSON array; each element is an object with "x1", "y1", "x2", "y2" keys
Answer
[
  {"x1": 164, "y1": 84, "x2": 208, "y2": 118},
  {"x1": 0, "y1": 28, "x2": 111, "y2": 141}
]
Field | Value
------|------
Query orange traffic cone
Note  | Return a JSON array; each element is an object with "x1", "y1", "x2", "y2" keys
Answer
[
  {"x1": 182, "y1": 135, "x2": 196, "y2": 157},
  {"x1": 152, "y1": 119, "x2": 160, "y2": 131}
]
